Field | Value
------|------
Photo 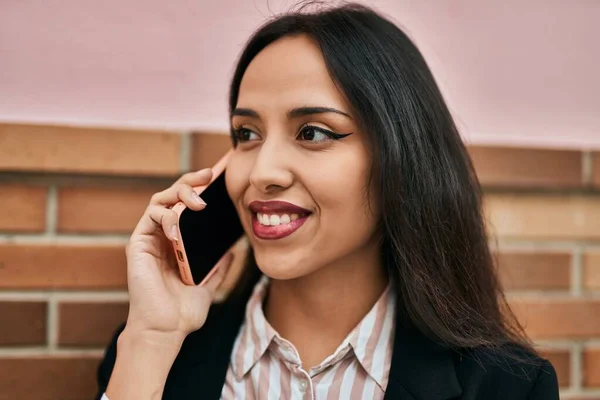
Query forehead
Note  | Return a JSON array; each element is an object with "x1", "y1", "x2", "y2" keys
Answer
[{"x1": 237, "y1": 34, "x2": 349, "y2": 110}]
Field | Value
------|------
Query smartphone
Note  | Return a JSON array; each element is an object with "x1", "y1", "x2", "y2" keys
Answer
[{"x1": 171, "y1": 150, "x2": 245, "y2": 286}]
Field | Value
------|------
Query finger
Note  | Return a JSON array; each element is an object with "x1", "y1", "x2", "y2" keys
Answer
[
  {"x1": 173, "y1": 168, "x2": 213, "y2": 186},
  {"x1": 150, "y1": 170, "x2": 212, "y2": 207},
  {"x1": 150, "y1": 206, "x2": 180, "y2": 242},
  {"x1": 132, "y1": 205, "x2": 179, "y2": 241},
  {"x1": 151, "y1": 183, "x2": 208, "y2": 211},
  {"x1": 201, "y1": 252, "x2": 234, "y2": 295},
  {"x1": 176, "y1": 184, "x2": 207, "y2": 211},
  {"x1": 159, "y1": 207, "x2": 180, "y2": 242}
]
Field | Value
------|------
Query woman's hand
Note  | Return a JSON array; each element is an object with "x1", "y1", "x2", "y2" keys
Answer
[
  {"x1": 106, "y1": 169, "x2": 235, "y2": 399},
  {"x1": 123, "y1": 168, "x2": 234, "y2": 340}
]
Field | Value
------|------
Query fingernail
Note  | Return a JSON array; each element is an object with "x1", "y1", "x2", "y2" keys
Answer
[
  {"x1": 170, "y1": 226, "x2": 179, "y2": 241},
  {"x1": 194, "y1": 194, "x2": 207, "y2": 205}
]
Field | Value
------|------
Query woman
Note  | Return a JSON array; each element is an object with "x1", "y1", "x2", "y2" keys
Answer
[{"x1": 96, "y1": 3, "x2": 559, "y2": 399}]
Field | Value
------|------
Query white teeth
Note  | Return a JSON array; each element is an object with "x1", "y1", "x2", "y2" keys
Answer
[
  {"x1": 260, "y1": 213, "x2": 270, "y2": 225},
  {"x1": 270, "y1": 215, "x2": 280, "y2": 225},
  {"x1": 257, "y1": 213, "x2": 301, "y2": 226}
]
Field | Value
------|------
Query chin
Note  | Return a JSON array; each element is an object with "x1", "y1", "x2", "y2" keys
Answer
[{"x1": 253, "y1": 250, "x2": 312, "y2": 280}]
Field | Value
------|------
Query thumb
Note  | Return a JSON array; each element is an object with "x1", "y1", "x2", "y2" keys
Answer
[{"x1": 200, "y1": 252, "x2": 234, "y2": 297}]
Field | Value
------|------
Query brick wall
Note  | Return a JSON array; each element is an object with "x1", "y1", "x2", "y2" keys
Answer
[{"x1": 0, "y1": 123, "x2": 599, "y2": 399}]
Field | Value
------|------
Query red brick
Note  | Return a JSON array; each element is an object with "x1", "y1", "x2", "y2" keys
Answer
[
  {"x1": 0, "y1": 301, "x2": 46, "y2": 345},
  {"x1": 58, "y1": 185, "x2": 160, "y2": 233},
  {"x1": 0, "y1": 244, "x2": 127, "y2": 289},
  {"x1": 469, "y1": 146, "x2": 582, "y2": 188},
  {"x1": 484, "y1": 194, "x2": 600, "y2": 239},
  {"x1": 584, "y1": 348, "x2": 600, "y2": 387},
  {"x1": 0, "y1": 356, "x2": 100, "y2": 399},
  {"x1": 58, "y1": 302, "x2": 128, "y2": 347},
  {"x1": 510, "y1": 298, "x2": 600, "y2": 339},
  {"x1": 497, "y1": 252, "x2": 571, "y2": 290},
  {"x1": 0, "y1": 184, "x2": 47, "y2": 232},
  {"x1": 190, "y1": 132, "x2": 232, "y2": 171},
  {"x1": 0, "y1": 123, "x2": 181, "y2": 176},
  {"x1": 583, "y1": 251, "x2": 600, "y2": 290}
]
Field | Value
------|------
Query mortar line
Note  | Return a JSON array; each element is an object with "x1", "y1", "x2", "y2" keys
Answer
[
  {"x1": 581, "y1": 339, "x2": 600, "y2": 346},
  {"x1": 53, "y1": 292, "x2": 129, "y2": 301},
  {"x1": 0, "y1": 347, "x2": 49, "y2": 356},
  {"x1": 47, "y1": 293, "x2": 58, "y2": 351},
  {"x1": 572, "y1": 342, "x2": 583, "y2": 392},
  {"x1": 45, "y1": 184, "x2": 58, "y2": 236},
  {"x1": 559, "y1": 389, "x2": 600, "y2": 398},
  {"x1": 47, "y1": 348, "x2": 105, "y2": 356},
  {"x1": 493, "y1": 242, "x2": 579, "y2": 252},
  {"x1": 0, "y1": 291, "x2": 129, "y2": 301},
  {"x1": 496, "y1": 239, "x2": 600, "y2": 250},
  {"x1": 582, "y1": 244, "x2": 600, "y2": 251},
  {"x1": 0, "y1": 235, "x2": 129, "y2": 244},
  {"x1": 0, "y1": 292, "x2": 51, "y2": 300},
  {"x1": 534, "y1": 339, "x2": 580, "y2": 349},
  {"x1": 0, "y1": 348, "x2": 104, "y2": 357},
  {"x1": 506, "y1": 291, "x2": 600, "y2": 299},
  {"x1": 572, "y1": 246, "x2": 584, "y2": 296},
  {"x1": 179, "y1": 131, "x2": 193, "y2": 173}
]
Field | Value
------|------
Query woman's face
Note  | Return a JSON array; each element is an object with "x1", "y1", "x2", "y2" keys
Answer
[{"x1": 226, "y1": 34, "x2": 380, "y2": 280}]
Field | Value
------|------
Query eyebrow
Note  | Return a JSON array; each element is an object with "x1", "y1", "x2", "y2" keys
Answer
[{"x1": 231, "y1": 106, "x2": 352, "y2": 120}]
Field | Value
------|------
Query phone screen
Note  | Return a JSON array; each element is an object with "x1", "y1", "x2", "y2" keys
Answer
[{"x1": 178, "y1": 171, "x2": 245, "y2": 285}]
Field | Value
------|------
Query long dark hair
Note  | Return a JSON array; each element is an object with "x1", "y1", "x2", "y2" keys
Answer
[{"x1": 227, "y1": 2, "x2": 534, "y2": 361}]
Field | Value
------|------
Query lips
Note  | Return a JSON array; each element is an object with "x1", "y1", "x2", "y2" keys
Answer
[
  {"x1": 248, "y1": 200, "x2": 311, "y2": 240},
  {"x1": 248, "y1": 201, "x2": 311, "y2": 215}
]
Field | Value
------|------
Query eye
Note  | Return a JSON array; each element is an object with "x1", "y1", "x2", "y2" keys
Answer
[
  {"x1": 297, "y1": 125, "x2": 352, "y2": 143},
  {"x1": 232, "y1": 127, "x2": 261, "y2": 143}
]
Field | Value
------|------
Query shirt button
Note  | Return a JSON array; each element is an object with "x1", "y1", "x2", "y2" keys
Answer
[{"x1": 299, "y1": 379, "x2": 308, "y2": 393}]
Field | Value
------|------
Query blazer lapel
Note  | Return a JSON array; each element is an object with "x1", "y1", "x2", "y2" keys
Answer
[
  {"x1": 384, "y1": 316, "x2": 462, "y2": 400},
  {"x1": 168, "y1": 271, "x2": 462, "y2": 400}
]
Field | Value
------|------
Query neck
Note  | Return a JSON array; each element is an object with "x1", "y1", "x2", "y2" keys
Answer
[{"x1": 263, "y1": 243, "x2": 388, "y2": 368}]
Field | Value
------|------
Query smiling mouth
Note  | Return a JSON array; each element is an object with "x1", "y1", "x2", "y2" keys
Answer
[
  {"x1": 248, "y1": 200, "x2": 312, "y2": 240},
  {"x1": 251, "y1": 212, "x2": 310, "y2": 240},
  {"x1": 255, "y1": 212, "x2": 301, "y2": 226}
]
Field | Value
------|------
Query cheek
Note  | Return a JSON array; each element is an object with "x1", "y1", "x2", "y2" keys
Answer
[
  {"x1": 225, "y1": 154, "x2": 250, "y2": 209},
  {"x1": 309, "y1": 152, "x2": 377, "y2": 239}
]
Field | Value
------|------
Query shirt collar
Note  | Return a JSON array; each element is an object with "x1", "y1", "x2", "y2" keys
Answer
[
  {"x1": 231, "y1": 275, "x2": 275, "y2": 379},
  {"x1": 230, "y1": 274, "x2": 397, "y2": 388},
  {"x1": 347, "y1": 283, "x2": 397, "y2": 390}
]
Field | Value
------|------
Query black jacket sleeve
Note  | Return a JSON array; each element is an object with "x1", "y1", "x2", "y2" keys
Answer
[
  {"x1": 528, "y1": 359, "x2": 560, "y2": 400},
  {"x1": 95, "y1": 323, "x2": 126, "y2": 400}
]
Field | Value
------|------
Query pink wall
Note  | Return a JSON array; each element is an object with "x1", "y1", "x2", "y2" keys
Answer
[{"x1": 1, "y1": 0, "x2": 598, "y2": 149}]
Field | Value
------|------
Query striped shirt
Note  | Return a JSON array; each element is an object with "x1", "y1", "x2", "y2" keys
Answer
[{"x1": 221, "y1": 276, "x2": 396, "y2": 399}]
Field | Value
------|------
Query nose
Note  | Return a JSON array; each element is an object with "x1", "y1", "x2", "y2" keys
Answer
[{"x1": 248, "y1": 139, "x2": 294, "y2": 194}]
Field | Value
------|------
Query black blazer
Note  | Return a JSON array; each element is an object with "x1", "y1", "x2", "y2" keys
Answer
[{"x1": 96, "y1": 281, "x2": 559, "y2": 400}]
